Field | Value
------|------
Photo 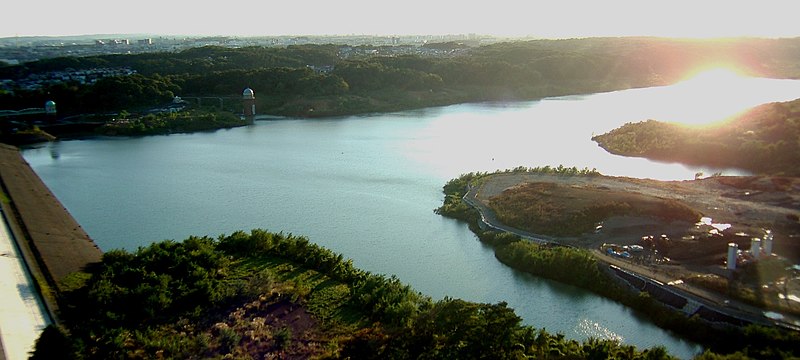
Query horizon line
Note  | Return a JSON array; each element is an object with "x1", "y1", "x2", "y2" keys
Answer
[{"x1": 3, "y1": 32, "x2": 800, "y2": 41}]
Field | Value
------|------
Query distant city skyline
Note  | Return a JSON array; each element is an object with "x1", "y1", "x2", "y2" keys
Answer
[{"x1": 3, "y1": 0, "x2": 800, "y2": 39}]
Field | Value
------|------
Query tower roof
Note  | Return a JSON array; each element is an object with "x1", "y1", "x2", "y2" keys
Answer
[{"x1": 243, "y1": 88, "x2": 254, "y2": 99}]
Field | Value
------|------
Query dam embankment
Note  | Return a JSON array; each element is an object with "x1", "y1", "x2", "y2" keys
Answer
[{"x1": 0, "y1": 143, "x2": 102, "y2": 322}]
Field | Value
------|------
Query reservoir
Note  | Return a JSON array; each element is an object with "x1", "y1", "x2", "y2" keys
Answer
[{"x1": 22, "y1": 75, "x2": 800, "y2": 359}]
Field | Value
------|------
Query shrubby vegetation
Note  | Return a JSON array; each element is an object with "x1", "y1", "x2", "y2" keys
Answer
[
  {"x1": 37, "y1": 230, "x2": 689, "y2": 359},
  {"x1": 496, "y1": 241, "x2": 611, "y2": 289},
  {"x1": 592, "y1": 98, "x2": 800, "y2": 176}
]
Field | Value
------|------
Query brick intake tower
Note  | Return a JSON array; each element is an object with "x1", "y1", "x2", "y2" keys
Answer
[{"x1": 243, "y1": 88, "x2": 255, "y2": 117}]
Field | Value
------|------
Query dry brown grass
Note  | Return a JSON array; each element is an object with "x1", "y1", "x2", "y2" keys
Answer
[{"x1": 489, "y1": 182, "x2": 699, "y2": 237}]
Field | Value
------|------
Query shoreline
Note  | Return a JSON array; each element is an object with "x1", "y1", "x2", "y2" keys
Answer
[{"x1": 0, "y1": 143, "x2": 103, "y2": 325}]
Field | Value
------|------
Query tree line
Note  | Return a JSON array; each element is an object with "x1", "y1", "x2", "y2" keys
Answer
[{"x1": 4, "y1": 37, "x2": 800, "y2": 118}]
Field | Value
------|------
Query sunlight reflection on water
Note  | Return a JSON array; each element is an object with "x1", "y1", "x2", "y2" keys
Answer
[
  {"x1": 659, "y1": 70, "x2": 800, "y2": 126},
  {"x1": 404, "y1": 72, "x2": 800, "y2": 181},
  {"x1": 575, "y1": 318, "x2": 624, "y2": 343}
]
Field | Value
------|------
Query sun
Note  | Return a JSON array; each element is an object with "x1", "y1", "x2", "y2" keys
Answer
[
  {"x1": 666, "y1": 67, "x2": 757, "y2": 127},
  {"x1": 661, "y1": 66, "x2": 800, "y2": 128},
  {"x1": 679, "y1": 67, "x2": 746, "y2": 87}
]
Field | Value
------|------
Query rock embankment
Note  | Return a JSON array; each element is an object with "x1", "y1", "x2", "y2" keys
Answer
[{"x1": 0, "y1": 144, "x2": 102, "y2": 293}]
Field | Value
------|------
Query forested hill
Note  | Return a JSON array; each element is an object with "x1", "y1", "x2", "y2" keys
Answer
[
  {"x1": 2, "y1": 37, "x2": 800, "y2": 117},
  {"x1": 592, "y1": 98, "x2": 800, "y2": 176}
]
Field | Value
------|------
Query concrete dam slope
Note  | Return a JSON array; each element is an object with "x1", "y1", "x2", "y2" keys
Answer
[{"x1": 0, "y1": 143, "x2": 102, "y2": 293}]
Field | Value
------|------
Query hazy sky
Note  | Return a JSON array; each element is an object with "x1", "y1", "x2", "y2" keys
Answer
[{"x1": 3, "y1": 0, "x2": 799, "y2": 39}]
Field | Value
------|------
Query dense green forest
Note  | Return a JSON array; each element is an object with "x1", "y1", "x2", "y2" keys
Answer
[
  {"x1": 3, "y1": 37, "x2": 800, "y2": 118},
  {"x1": 38, "y1": 230, "x2": 689, "y2": 359},
  {"x1": 592, "y1": 98, "x2": 800, "y2": 176},
  {"x1": 434, "y1": 170, "x2": 800, "y2": 359}
]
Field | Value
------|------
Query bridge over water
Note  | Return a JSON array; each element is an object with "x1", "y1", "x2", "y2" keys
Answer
[
  {"x1": 0, "y1": 108, "x2": 47, "y2": 118},
  {"x1": 179, "y1": 96, "x2": 240, "y2": 110}
]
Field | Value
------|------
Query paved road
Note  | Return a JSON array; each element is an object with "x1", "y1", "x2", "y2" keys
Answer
[
  {"x1": 594, "y1": 249, "x2": 800, "y2": 329},
  {"x1": 0, "y1": 208, "x2": 49, "y2": 360},
  {"x1": 463, "y1": 184, "x2": 553, "y2": 244}
]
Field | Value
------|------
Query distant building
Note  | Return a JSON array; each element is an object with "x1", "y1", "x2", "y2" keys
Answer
[
  {"x1": 306, "y1": 64, "x2": 334, "y2": 74},
  {"x1": 751, "y1": 238, "x2": 761, "y2": 258},
  {"x1": 727, "y1": 243, "x2": 738, "y2": 270},
  {"x1": 44, "y1": 100, "x2": 56, "y2": 115},
  {"x1": 45, "y1": 100, "x2": 57, "y2": 123},
  {"x1": 242, "y1": 88, "x2": 255, "y2": 117},
  {"x1": 96, "y1": 39, "x2": 130, "y2": 46},
  {"x1": 763, "y1": 230, "x2": 774, "y2": 256},
  {"x1": 138, "y1": 38, "x2": 153, "y2": 45}
]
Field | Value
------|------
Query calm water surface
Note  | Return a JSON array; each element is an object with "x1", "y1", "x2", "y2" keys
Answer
[{"x1": 23, "y1": 76, "x2": 800, "y2": 359}]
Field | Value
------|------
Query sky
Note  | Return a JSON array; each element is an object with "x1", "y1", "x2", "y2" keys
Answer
[{"x1": 2, "y1": 0, "x2": 800, "y2": 39}]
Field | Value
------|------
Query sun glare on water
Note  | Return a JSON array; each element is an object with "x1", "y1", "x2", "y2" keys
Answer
[
  {"x1": 662, "y1": 67, "x2": 800, "y2": 127},
  {"x1": 666, "y1": 68, "x2": 754, "y2": 126}
]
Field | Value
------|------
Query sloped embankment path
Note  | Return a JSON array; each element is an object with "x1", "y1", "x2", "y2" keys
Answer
[{"x1": 0, "y1": 144, "x2": 102, "y2": 290}]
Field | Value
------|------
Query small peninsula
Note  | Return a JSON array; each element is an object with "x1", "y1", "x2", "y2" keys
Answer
[{"x1": 591, "y1": 98, "x2": 800, "y2": 176}]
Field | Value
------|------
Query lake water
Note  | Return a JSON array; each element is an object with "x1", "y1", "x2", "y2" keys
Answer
[{"x1": 22, "y1": 75, "x2": 800, "y2": 359}]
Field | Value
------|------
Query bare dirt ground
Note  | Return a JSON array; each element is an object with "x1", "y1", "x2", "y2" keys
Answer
[{"x1": 206, "y1": 295, "x2": 329, "y2": 359}]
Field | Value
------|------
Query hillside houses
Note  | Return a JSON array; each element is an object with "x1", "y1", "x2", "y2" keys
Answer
[{"x1": 2, "y1": 67, "x2": 136, "y2": 92}]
